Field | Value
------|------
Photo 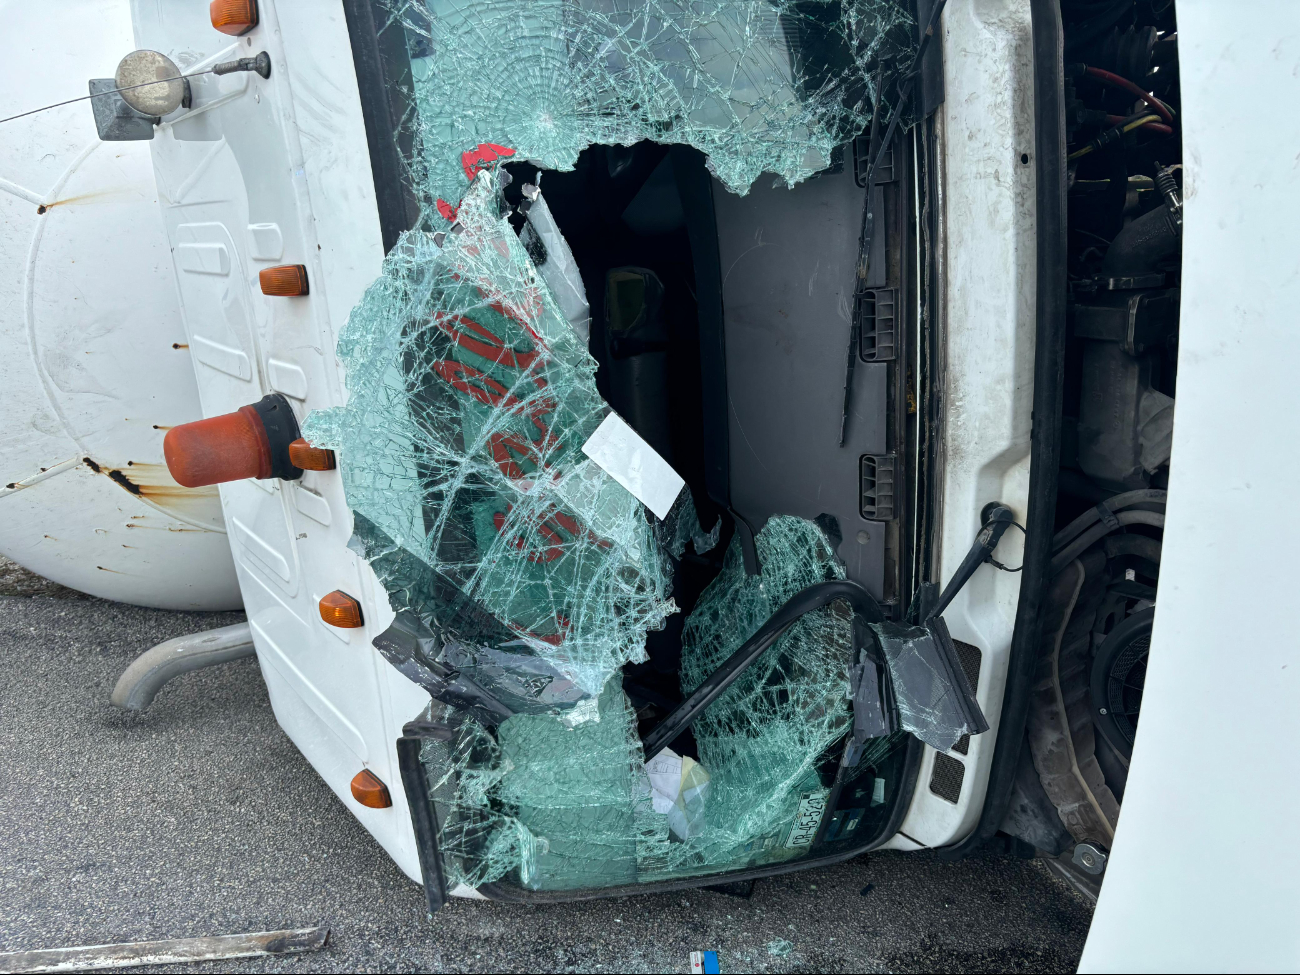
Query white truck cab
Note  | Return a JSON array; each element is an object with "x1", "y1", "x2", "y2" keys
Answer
[
  {"x1": 113, "y1": 0, "x2": 1032, "y2": 897},
  {"x1": 20, "y1": 2, "x2": 1298, "y2": 967},
  {"x1": 105, "y1": 0, "x2": 1108, "y2": 898}
]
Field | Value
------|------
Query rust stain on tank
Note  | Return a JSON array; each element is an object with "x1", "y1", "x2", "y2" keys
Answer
[
  {"x1": 107, "y1": 469, "x2": 142, "y2": 496},
  {"x1": 172, "y1": 343, "x2": 189, "y2": 349},
  {"x1": 83, "y1": 457, "x2": 220, "y2": 515},
  {"x1": 36, "y1": 190, "x2": 121, "y2": 215}
]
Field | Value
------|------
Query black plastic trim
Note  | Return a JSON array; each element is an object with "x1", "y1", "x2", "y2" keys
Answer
[
  {"x1": 915, "y1": 0, "x2": 947, "y2": 117},
  {"x1": 342, "y1": 0, "x2": 419, "y2": 253},
  {"x1": 249, "y1": 393, "x2": 302, "y2": 481},
  {"x1": 939, "y1": 0, "x2": 1068, "y2": 859},
  {"x1": 397, "y1": 736, "x2": 449, "y2": 915}
]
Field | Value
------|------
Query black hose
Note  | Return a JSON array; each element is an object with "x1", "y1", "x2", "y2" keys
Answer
[
  {"x1": 1052, "y1": 488, "x2": 1167, "y2": 551},
  {"x1": 1051, "y1": 509, "x2": 1165, "y2": 573},
  {"x1": 1100, "y1": 202, "x2": 1181, "y2": 276},
  {"x1": 641, "y1": 580, "x2": 884, "y2": 761},
  {"x1": 1104, "y1": 533, "x2": 1162, "y2": 565}
]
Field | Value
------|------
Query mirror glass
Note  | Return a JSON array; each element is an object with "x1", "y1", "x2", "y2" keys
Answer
[{"x1": 115, "y1": 50, "x2": 184, "y2": 116}]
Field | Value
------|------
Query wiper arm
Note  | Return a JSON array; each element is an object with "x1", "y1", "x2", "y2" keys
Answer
[{"x1": 922, "y1": 502, "x2": 1018, "y2": 622}]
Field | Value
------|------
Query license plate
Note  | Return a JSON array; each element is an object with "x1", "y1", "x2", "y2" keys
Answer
[{"x1": 784, "y1": 789, "x2": 829, "y2": 848}]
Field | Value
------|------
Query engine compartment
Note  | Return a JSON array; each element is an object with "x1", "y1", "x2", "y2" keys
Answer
[{"x1": 1000, "y1": 0, "x2": 1181, "y2": 888}]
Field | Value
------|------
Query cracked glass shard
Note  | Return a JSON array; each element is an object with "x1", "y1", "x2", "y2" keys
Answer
[
  {"x1": 305, "y1": 171, "x2": 677, "y2": 702},
  {"x1": 412, "y1": 514, "x2": 863, "y2": 891},
  {"x1": 309, "y1": 0, "x2": 921, "y2": 893},
  {"x1": 658, "y1": 490, "x2": 720, "y2": 559},
  {"x1": 519, "y1": 181, "x2": 591, "y2": 342},
  {"x1": 394, "y1": 0, "x2": 914, "y2": 199}
]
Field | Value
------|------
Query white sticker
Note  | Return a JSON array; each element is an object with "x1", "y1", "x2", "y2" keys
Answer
[
  {"x1": 581, "y1": 412, "x2": 685, "y2": 520},
  {"x1": 784, "y1": 789, "x2": 829, "y2": 848}
]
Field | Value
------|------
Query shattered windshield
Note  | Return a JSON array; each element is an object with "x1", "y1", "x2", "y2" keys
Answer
[
  {"x1": 310, "y1": 0, "x2": 940, "y2": 894},
  {"x1": 393, "y1": 0, "x2": 912, "y2": 200}
]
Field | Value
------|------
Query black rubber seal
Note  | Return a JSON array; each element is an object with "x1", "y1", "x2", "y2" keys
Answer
[
  {"x1": 397, "y1": 735, "x2": 449, "y2": 915},
  {"x1": 342, "y1": 0, "x2": 420, "y2": 253},
  {"x1": 939, "y1": 0, "x2": 1068, "y2": 860},
  {"x1": 249, "y1": 393, "x2": 302, "y2": 481}
]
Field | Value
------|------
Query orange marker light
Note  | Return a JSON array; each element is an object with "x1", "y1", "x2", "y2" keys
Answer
[
  {"x1": 259, "y1": 264, "x2": 309, "y2": 297},
  {"x1": 164, "y1": 405, "x2": 272, "y2": 487},
  {"x1": 350, "y1": 769, "x2": 391, "y2": 809},
  {"x1": 288, "y1": 438, "x2": 336, "y2": 471},
  {"x1": 210, "y1": 0, "x2": 258, "y2": 35},
  {"x1": 319, "y1": 590, "x2": 363, "y2": 628}
]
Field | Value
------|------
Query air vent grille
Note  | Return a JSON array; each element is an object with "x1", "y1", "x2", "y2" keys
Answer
[
  {"x1": 858, "y1": 289, "x2": 897, "y2": 362},
  {"x1": 953, "y1": 639, "x2": 982, "y2": 696},
  {"x1": 860, "y1": 454, "x2": 897, "y2": 521},
  {"x1": 929, "y1": 753, "x2": 966, "y2": 804}
]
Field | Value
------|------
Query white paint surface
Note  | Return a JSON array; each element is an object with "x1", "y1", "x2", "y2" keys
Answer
[
  {"x1": 893, "y1": 0, "x2": 1036, "y2": 847},
  {"x1": 132, "y1": 0, "x2": 427, "y2": 881},
  {"x1": 1080, "y1": 6, "x2": 1300, "y2": 971}
]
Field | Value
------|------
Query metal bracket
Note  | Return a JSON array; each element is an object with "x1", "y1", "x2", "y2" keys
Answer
[{"x1": 88, "y1": 78, "x2": 157, "y2": 141}]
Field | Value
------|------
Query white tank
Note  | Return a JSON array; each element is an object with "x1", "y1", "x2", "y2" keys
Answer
[{"x1": 0, "y1": 0, "x2": 240, "y2": 610}]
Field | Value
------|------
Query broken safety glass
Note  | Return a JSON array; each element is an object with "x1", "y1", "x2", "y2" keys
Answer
[
  {"x1": 390, "y1": 0, "x2": 915, "y2": 202},
  {"x1": 301, "y1": 0, "x2": 986, "y2": 898}
]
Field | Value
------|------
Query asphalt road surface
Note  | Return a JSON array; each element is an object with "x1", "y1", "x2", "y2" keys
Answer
[{"x1": 0, "y1": 567, "x2": 1093, "y2": 973}]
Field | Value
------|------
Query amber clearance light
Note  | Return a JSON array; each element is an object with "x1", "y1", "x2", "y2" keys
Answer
[
  {"x1": 319, "y1": 590, "x2": 364, "y2": 629},
  {"x1": 351, "y1": 770, "x2": 392, "y2": 809},
  {"x1": 288, "y1": 438, "x2": 336, "y2": 471},
  {"x1": 210, "y1": 0, "x2": 258, "y2": 35},
  {"x1": 259, "y1": 264, "x2": 309, "y2": 297}
]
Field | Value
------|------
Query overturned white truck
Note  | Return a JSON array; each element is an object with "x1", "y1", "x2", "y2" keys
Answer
[{"x1": 20, "y1": 0, "x2": 1265, "y2": 958}]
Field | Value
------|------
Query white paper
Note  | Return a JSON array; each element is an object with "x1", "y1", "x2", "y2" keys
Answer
[
  {"x1": 581, "y1": 412, "x2": 685, "y2": 520},
  {"x1": 646, "y1": 749, "x2": 684, "y2": 814},
  {"x1": 646, "y1": 747, "x2": 711, "y2": 839}
]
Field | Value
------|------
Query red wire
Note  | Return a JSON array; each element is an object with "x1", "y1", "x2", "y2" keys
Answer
[
  {"x1": 1086, "y1": 66, "x2": 1175, "y2": 124},
  {"x1": 1104, "y1": 114, "x2": 1175, "y2": 136}
]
